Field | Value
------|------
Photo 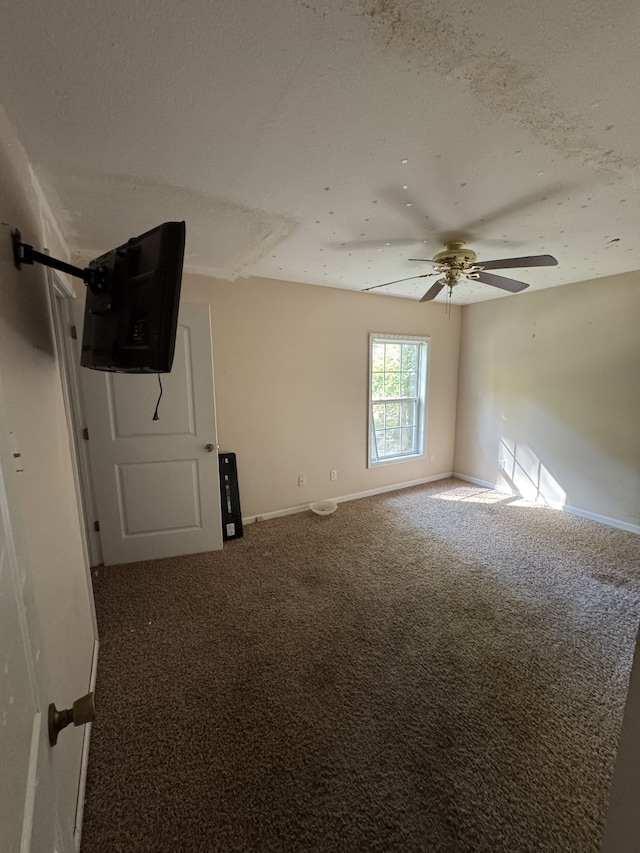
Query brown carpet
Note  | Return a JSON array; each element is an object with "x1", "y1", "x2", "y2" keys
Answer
[{"x1": 80, "y1": 478, "x2": 640, "y2": 853}]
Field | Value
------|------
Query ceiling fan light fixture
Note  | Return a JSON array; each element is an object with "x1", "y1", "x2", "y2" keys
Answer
[{"x1": 363, "y1": 238, "x2": 558, "y2": 302}]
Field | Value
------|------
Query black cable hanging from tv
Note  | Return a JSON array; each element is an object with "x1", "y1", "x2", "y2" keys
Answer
[{"x1": 152, "y1": 374, "x2": 163, "y2": 421}]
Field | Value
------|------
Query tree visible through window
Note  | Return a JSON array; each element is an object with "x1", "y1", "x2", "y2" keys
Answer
[{"x1": 369, "y1": 334, "x2": 429, "y2": 465}]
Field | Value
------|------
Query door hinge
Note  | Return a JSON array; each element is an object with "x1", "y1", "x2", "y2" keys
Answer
[
  {"x1": 70, "y1": 325, "x2": 78, "y2": 340},
  {"x1": 94, "y1": 520, "x2": 100, "y2": 532},
  {"x1": 82, "y1": 427, "x2": 89, "y2": 440}
]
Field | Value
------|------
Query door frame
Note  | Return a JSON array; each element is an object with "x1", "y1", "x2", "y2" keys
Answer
[
  {"x1": 45, "y1": 269, "x2": 100, "y2": 851},
  {"x1": 46, "y1": 272, "x2": 102, "y2": 569}
]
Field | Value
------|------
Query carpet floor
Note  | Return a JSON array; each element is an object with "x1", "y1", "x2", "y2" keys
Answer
[{"x1": 80, "y1": 478, "x2": 640, "y2": 852}]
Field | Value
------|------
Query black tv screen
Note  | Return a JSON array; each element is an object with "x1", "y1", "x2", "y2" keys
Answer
[{"x1": 80, "y1": 221, "x2": 185, "y2": 373}]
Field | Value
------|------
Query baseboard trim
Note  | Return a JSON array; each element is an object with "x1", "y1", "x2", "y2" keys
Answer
[
  {"x1": 245, "y1": 473, "x2": 454, "y2": 524},
  {"x1": 453, "y1": 473, "x2": 502, "y2": 492},
  {"x1": 554, "y1": 505, "x2": 640, "y2": 535},
  {"x1": 453, "y1": 473, "x2": 640, "y2": 535},
  {"x1": 74, "y1": 637, "x2": 99, "y2": 852}
]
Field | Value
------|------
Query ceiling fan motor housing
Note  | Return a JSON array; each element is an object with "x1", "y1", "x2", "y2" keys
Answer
[
  {"x1": 433, "y1": 241, "x2": 478, "y2": 267},
  {"x1": 432, "y1": 241, "x2": 480, "y2": 282}
]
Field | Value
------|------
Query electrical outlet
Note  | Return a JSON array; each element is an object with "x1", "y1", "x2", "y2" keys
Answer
[
  {"x1": 330, "y1": 469, "x2": 338, "y2": 481},
  {"x1": 298, "y1": 474, "x2": 306, "y2": 487},
  {"x1": 498, "y1": 459, "x2": 506, "y2": 470},
  {"x1": 429, "y1": 452, "x2": 436, "y2": 462}
]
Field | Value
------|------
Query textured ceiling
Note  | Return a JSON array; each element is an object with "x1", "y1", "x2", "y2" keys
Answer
[{"x1": 0, "y1": 0, "x2": 638, "y2": 304}]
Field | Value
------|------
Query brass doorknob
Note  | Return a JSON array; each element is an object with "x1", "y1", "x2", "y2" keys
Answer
[
  {"x1": 205, "y1": 444, "x2": 215, "y2": 452},
  {"x1": 49, "y1": 692, "x2": 96, "y2": 746}
]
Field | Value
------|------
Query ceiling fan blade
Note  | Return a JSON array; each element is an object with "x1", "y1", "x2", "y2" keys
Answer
[
  {"x1": 475, "y1": 271, "x2": 529, "y2": 293},
  {"x1": 380, "y1": 186, "x2": 437, "y2": 231},
  {"x1": 361, "y1": 272, "x2": 441, "y2": 292},
  {"x1": 480, "y1": 254, "x2": 558, "y2": 271},
  {"x1": 460, "y1": 184, "x2": 568, "y2": 232},
  {"x1": 419, "y1": 280, "x2": 446, "y2": 302}
]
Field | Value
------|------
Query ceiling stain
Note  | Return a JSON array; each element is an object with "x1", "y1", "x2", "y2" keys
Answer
[
  {"x1": 39, "y1": 167, "x2": 299, "y2": 279},
  {"x1": 356, "y1": 0, "x2": 637, "y2": 178}
]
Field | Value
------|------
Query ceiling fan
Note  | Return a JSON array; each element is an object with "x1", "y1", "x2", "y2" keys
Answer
[{"x1": 362, "y1": 241, "x2": 558, "y2": 302}]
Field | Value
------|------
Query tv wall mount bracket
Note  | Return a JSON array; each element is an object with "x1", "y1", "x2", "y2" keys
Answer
[{"x1": 12, "y1": 229, "x2": 107, "y2": 294}]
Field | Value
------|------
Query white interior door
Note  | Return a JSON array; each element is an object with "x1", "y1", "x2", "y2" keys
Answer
[
  {"x1": 0, "y1": 469, "x2": 50, "y2": 853},
  {"x1": 71, "y1": 302, "x2": 223, "y2": 566},
  {"x1": 0, "y1": 380, "x2": 72, "y2": 853}
]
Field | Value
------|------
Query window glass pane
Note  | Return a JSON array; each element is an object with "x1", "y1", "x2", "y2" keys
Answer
[
  {"x1": 385, "y1": 402, "x2": 400, "y2": 428},
  {"x1": 385, "y1": 428, "x2": 401, "y2": 456},
  {"x1": 384, "y1": 373, "x2": 401, "y2": 398},
  {"x1": 371, "y1": 373, "x2": 385, "y2": 400},
  {"x1": 372, "y1": 343, "x2": 386, "y2": 372},
  {"x1": 385, "y1": 344, "x2": 401, "y2": 371},
  {"x1": 369, "y1": 337, "x2": 428, "y2": 465},
  {"x1": 401, "y1": 372, "x2": 417, "y2": 398},
  {"x1": 401, "y1": 344, "x2": 418, "y2": 372},
  {"x1": 401, "y1": 401, "x2": 416, "y2": 426},
  {"x1": 401, "y1": 427, "x2": 416, "y2": 453}
]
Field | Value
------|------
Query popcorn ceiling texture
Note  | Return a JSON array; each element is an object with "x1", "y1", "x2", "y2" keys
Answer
[
  {"x1": 1, "y1": 0, "x2": 638, "y2": 298},
  {"x1": 81, "y1": 479, "x2": 639, "y2": 852}
]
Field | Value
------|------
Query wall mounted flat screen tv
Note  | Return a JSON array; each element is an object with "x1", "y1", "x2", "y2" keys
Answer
[{"x1": 80, "y1": 221, "x2": 185, "y2": 373}]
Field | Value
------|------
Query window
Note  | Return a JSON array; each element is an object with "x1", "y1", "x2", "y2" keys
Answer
[{"x1": 368, "y1": 334, "x2": 429, "y2": 466}]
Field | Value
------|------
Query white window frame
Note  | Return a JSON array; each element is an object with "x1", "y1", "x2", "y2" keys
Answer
[{"x1": 367, "y1": 333, "x2": 430, "y2": 467}]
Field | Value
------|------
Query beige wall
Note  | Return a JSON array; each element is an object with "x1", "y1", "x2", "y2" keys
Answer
[
  {"x1": 182, "y1": 274, "x2": 461, "y2": 518},
  {"x1": 453, "y1": 272, "x2": 640, "y2": 528},
  {"x1": 0, "y1": 107, "x2": 95, "y2": 827}
]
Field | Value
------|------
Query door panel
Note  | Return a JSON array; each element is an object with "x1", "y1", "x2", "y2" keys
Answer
[
  {"x1": 107, "y1": 328, "x2": 196, "y2": 437},
  {"x1": 72, "y1": 302, "x2": 223, "y2": 566},
  {"x1": 117, "y1": 459, "x2": 201, "y2": 534}
]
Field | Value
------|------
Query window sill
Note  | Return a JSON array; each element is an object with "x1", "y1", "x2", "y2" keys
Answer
[{"x1": 368, "y1": 452, "x2": 425, "y2": 469}]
